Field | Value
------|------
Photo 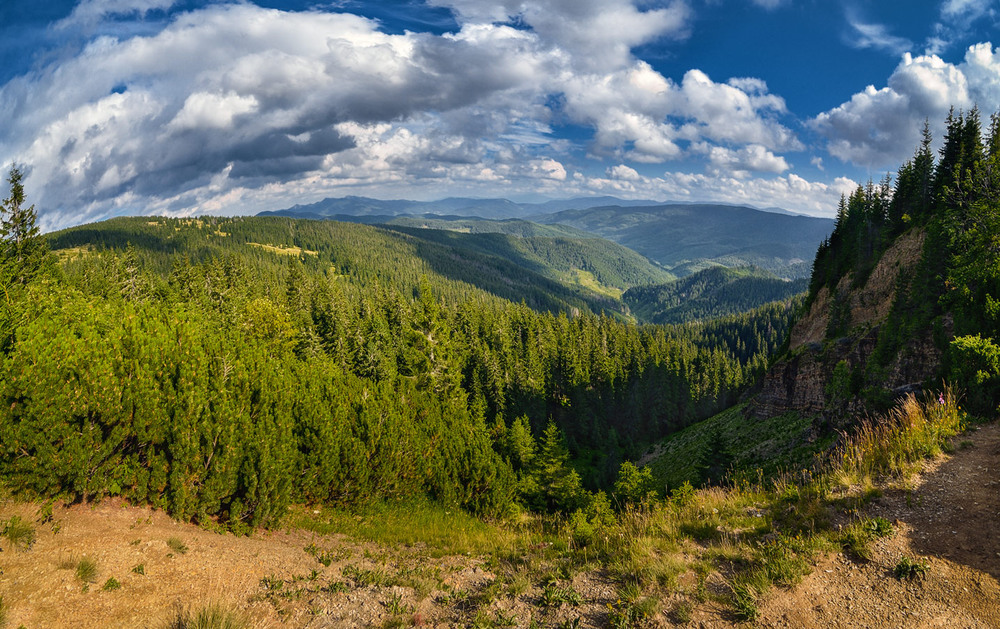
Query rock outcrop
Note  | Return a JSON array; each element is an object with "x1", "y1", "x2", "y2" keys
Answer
[{"x1": 748, "y1": 229, "x2": 933, "y2": 422}]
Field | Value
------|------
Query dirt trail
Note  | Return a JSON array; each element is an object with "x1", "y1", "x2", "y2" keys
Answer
[{"x1": 759, "y1": 422, "x2": 1000, "y2": 628}]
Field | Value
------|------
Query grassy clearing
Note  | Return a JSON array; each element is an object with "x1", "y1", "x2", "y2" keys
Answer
[
  {"x1": 291, "y1": 499, "x2": 551, "y2": 558},
  {"x1": 248, "y1": 242, "x2": 318, "y2": 257},
  {"x1": 287, "y1": 389, "x2": 966, "y2": 623},
  {"x1": 570, "y1": 269, "x2": 623, "y2": 300}
]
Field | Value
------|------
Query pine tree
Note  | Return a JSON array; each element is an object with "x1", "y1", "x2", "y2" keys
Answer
[{"x1": 0, "y1": 166, "x2": 45, "y2": 287}]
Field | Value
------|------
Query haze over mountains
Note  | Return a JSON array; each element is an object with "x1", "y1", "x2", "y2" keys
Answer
[{"x1": 261, "y1": 196, "x2": 833, "y2": 279}]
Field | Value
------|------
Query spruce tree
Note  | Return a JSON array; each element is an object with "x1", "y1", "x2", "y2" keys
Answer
[{"x1": 0, "y1": 166, "x2": 45, "y2": 287}]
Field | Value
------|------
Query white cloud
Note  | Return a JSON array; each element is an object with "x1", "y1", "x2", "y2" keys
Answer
[
  {"x1": 167, "y1": 92, "x2": 258, "y2": 131},
  {"x1": 927, "y1": 0, "x2": 996, "y2": 54},
  {"x1": 567, "y1": 169, "x2": 855, "y2": 216},
  {"x1": 608, "y1": 164, "x2": 640, "y2": 180},
  {"x1": 812, "y1": 48, "x2": 982, "y2": 167},
  {"x1": 0, "y1": 1, "x2": 807, "y2": 229},
  {"x1": 698, "y1": 143, "x2": 790, "y2": 176},
  {"x1": 431, "y1": 0, "x2": 691, "y2": 71},
  {"x1": 56, "y1": 0, "x2": 180, "y2": 28},
  {"x1": 942, "y1": 0, "x2": 993, "y2": 18},
  {"x1": 844, "y1": 12, "x2": 913, "y2": 55}
]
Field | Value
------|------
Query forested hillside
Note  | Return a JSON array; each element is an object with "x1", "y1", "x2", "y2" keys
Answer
[
  {"x1": 800, "y1": 109, "x2": 1000, "y2": 416},
  {"x1": 0, "y1": 208, "x2": 799, "y2": 532},
  {"x1": 532, "y1": 203, "x2": 834, "y2": 278},
  {"x1": 623, "y1": 266, "x2": 808, "y2": 324}
]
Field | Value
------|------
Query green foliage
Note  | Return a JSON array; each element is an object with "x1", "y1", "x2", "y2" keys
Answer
[
  {"x1": 949, "y1": 335, "x2": 1000, "y2": 414},
  {"x1": 0, "y1": 166, "x2": 46, "y2": 288},
  {"x1": 613, "y1": 462, "x2": 659, "y2": 506},
  {"x1": 102, "y1": 576, "x2": 122, "y2": 591},
  {"x1": 893, "y1": 556, "x2": 929, "y2": 580},
  {"x1": 0, "y1": 213, "x2": 798, "y2": 532},
  {"x1": 523, "y1": 421, "x2": 586, "y2": 513}
]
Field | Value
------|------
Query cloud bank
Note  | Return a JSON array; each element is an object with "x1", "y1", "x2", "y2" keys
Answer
[
  {"x1": 813, "y1": 42, "x2": 1000, "y2": 168},
  {"x1": 1, "y1": 0, "x2": 842, "y2": 229}
]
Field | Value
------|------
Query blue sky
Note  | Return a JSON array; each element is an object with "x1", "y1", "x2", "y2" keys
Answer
[{"x1": 2, "y1": 0, "x2": 999, "y2": 230}]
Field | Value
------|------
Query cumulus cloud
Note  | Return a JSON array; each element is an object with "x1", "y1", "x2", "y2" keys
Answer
[
  {"x1": 0, "y1": 0, "x2": 809, "y2": 229},
  {"x1": 697, "y1": 143, "x2": 790, "y2": 176},
  {"x1": 608, "y1": 164, "x2": 640, "y2": 180},
  {"x1": 431, "y1": 0, "x2": 691, "y2": 71},
  {"x1": 812, "y1": 46, "x2": 992, "y2": 167}
]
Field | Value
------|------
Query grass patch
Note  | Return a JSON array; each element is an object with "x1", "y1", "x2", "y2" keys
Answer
[
  {"x1": 291, "y1": 498, "x2": 537, "y2": 557},
  {"x1": 167, "y1": 537, "x2": 188, "y2": 554},
  {"x1": 76, "y1": 557, "x2": 98, "y2": 584},
  {"x1": 1, "y1": 515, "x2": 36, "y2": 551},
  {"x1": 836, "y1": 389, "x2": 964, "y2": 482},
  {"x1": 163, "y1": 604, "x2": 247, "y2": 629},
  {"x1": 102, "y1": 577, "x2": 122, "y2": 591},
  {"x1": 893, "y1": 556, "x2": 929, "y2": 580},
  {"x1": 839, "y1": 517, "x2": 894, "y2": 561}
]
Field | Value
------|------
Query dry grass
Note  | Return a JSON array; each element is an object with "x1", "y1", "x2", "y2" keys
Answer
[{"x1": 837, "y1": 387, "x2": 964, "y2": 483}]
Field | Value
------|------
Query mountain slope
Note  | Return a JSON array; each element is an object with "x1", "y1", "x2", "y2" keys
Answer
[
  {"x1": 532, "y1": 203, "x2": 834, "y2": 278},
  {"x1": 623, "y1": 266, "x2": 808, "y2": 324}
]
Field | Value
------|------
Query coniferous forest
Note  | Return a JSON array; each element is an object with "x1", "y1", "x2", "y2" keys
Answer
[{"x1": 0, "y1": 193, "x2": 797, "y2": 532}]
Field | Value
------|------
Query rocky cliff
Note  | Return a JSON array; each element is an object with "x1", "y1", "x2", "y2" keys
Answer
[{"x1": 748, "y1": 229, "x2": 938, "y2": 425}]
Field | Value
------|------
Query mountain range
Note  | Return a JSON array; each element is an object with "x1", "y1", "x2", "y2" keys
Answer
[{"x1": 261, "y1": 197, "x2": 834, "y2": 279}]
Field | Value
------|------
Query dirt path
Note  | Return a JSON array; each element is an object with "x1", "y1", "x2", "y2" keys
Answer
[{"x1": 759, "y1": 422, "x2": 1000, "y2": 628}]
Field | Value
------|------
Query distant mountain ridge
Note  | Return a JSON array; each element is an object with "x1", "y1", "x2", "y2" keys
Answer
[
  {"x1": 259, "y1": 195, "x2": 802, "y2": 220},
  {"x1": 261, "y1": 197, "x2": 835, "y2": 280},
  {"x1": 530, "y1": 204, "x2": 833, "y2": 279}
]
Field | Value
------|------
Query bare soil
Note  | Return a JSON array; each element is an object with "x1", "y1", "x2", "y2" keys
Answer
[
  {"x1": 757, "y1": 422, "x2": 1000, "y2": 629},
  {"x1": 2, "y1": 422, "x2": 999, "y2": 628}
]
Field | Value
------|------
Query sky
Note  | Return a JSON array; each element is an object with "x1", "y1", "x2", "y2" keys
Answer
[{"x1": 2, "y1": 0, "x2": 1000, "y2": 230}]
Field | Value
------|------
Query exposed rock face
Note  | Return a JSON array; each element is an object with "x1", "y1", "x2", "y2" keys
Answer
[{"x1": 749, "y1": 229, "x2": 931, "y2": 421}]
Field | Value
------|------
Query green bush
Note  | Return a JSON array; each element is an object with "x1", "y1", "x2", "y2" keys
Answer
[{"x1": 950, "y1": 335, "x2": 1000, "y2": 415}]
